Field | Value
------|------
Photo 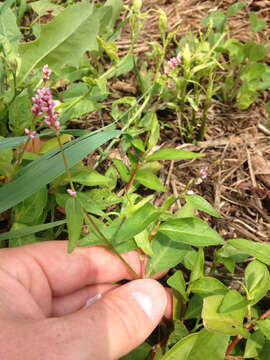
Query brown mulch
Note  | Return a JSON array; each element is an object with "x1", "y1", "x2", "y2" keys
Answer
[{"x1": 111, "y1": 0, "x2": 270, "y2": 242}]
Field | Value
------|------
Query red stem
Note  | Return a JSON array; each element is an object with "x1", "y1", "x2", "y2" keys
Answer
[
  {"x1": 225, "y1": 308, "x2": 270, "y2": 359},
  {"x1": 126, "y1": 162, "x2": 140, "y2": 192}
]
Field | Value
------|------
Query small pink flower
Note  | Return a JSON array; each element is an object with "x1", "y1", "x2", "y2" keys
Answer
[
  {"x1": 67, "y1": 189, "x2": 77, "y2": 197},
  {"x1": 24, "y1": 128, "x2": 30, "y2": 135},
  {"x1": 43, "y1": 64, "x2": 51, "y2": 83},
  {"x1": 196, "y1": 178, "x2": 203, "y2": 185},
  {"x1": 164, "y1": 52, "x2": 181, "y2": 75}
]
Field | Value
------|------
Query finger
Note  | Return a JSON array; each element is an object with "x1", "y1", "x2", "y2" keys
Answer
[
  {"x1": 51, "y1": 283, "x2": 118, "y2": 317},
  {"x1": 57, "y1": 279, "x2": 168, "y2": 360},
  {"x1": 0, "y1": 241, "x2": 164, "y2": 299}
]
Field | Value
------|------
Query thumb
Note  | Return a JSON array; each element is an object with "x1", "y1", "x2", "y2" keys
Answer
[{"x1": 63, "y1": 279, "x2": 167, "y2": 360}]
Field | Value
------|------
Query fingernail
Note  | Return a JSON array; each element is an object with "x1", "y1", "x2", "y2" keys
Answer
[
  {"x1": 83, "y1": 293, "x2": 102, "y2": 309},
  {"x1": 130, "y1": 279, "x2": 167, "y2": 321}
]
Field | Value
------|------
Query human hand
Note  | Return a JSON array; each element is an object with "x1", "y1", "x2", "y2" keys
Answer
[{"x1": 0, "y1": 241, "x2": 171, "y2": 360}]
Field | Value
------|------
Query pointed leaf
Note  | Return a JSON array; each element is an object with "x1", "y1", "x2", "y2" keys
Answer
[
  {"x1": 66, "y1": 197, "x2": 83, "y2": 253},
  {"x1": 190, "y1": 277, "x2": 228, "y2": 297},
  {"x1": 186, "y1": 194, "x2": 221, "y2": 218},
  {"x1": 135, "y1": 169, "x2": 166, "y2": 192},
  {"x1": 159, "y1": 218, "x2": 224, "y2": 247},
  {"x1": 218, "y1": 290, "x2": 249, "y2": 313},
  {"x1": 145, "y1": 148, "x2": 203, "y2": 162},
  {"x1": 167, "y1": 270, "x2": 188, "y2": 302},
  {"x1": 228, "y1": 238, "x2": 270, "y2": 265},
  {"x1": 190, "y1": 247, "x2": 204, "y2": 283},
  {"x1": 245, "y1": 260, "x2": 270, "y2": 305}
]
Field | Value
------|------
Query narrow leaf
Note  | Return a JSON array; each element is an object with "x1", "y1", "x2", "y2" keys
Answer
[
  {"x1": 186, "y1": 194, "x2": 221, "y2": 218},
  {"x1": 66, "y1": 197, "x2": 83, "y2": 253},
  {"x1": 145, "y1": 148, "x2": 203, "y2": 162}
]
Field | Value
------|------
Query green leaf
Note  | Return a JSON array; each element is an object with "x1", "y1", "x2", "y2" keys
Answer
[
  {"x1": 190, "y1": 247, "x2": 204, "y2": 283},
  {"x1": 135, "y1": 169, "x2": 166, "y2": 192},
  {"x1": 260, "y1": 340, "x2": 270, "y2": 360},
  {"x1": 113, "y1": 159, "x2": 131, "y2": 182},
  {"x1": 145, "y1": 148, "x2": 203, "y2": 162},
  {"x1": 9, "y1": 223, "x2": 37, "y2": 247},
  {"x1": 240, "y1": 63, "x2": 267, "y2": 82},
  {"x1": 77, "y1": 192, "x2": 106, "y2": 217},
  {"x1": 120, "y1": 342, "x2": 151, "y2": 360},
  {"x1": 167, "y1": 321, "x2": 189, "y2": 349},
  {"x1": 249, "y1": 12, "x2": 267, "y2": 32},
  {"x1": 0, "y1": 220, "x2": 66, "y2": 242},
  {"x1": 224, "y1": 38, "x2": 245, "y2": 65},
  {"x1": 185, "y1": 194, "x2": 221, "y2": 218},
  {"x1": 228, "y1": 238, "x2": 270, "y2": 265},
  {"x1": 244, "y1": 41, "x2": 267, "y2": 62},
  {"x1": 167, "y1": 270, "x2": 188, "y2": 302},
  {"x1": 159, "y1": 218, "x2": 224, "y2": 247},
  {"x1": 134, "y1": 230, "x2": 154, "y2": 257},
  {"x1": 176, "y1": 203, "x2": 195, "y2": 219},
  {"x1": 8, "y1": 92, "x2": 32, "y2": 136},
  {"x1": 218, "y1": 290, "x2": 249, "y2": 313},
  {"x1": 0, "y1": 3, "x2": 21, "y2": 51},
  {"x1": 190, "y1": 277, "x2": 228, "y2": 297},
  {"x1": 187, "y1": 329, "x2": 229, "y2": 360},
  {"x1": 226, "y1": 2, "x2": 245, "y2": 17},
  {"x1": 18, "y1": 2, "x2": 99, "y2": 83},
  {"x1": 66, "y1": 197, "x2": 83, "y2": 253},
  {"x1": 185, "y1": 294, "x2": 203, "y2": 320},
  {"x1": 162, "y1": 333, "x2": 198, "y2": 360},
  {"x1": 256, "y1": 320, "x2": 270, "y2": 340},
  {"x1": 201, "y1": 10, "x2": 226, "y2": 29},
  {"x1": 0, "y1": 130, "x2": 120, "y2": 213},
  {"x1": 131, "y1": 138, "x2": 145, "y2": 153},
  {"x1": 245, "y1": 259, "x2": 270, "y2": 305},
  {"x1": 202, "y1": 294, "x2": 248, "y2": 337},
  {"x1": 146, "y1": 233, "x2": 191, "y2": 276},
  {"x1": 244, "y1": 330, "x2": 265, "y2": 358},
  {"x1": 30, "y1": 0, "x2": 63, "y2": 17},
  {"x1": 148, "y1": 113, "x2": 160, "y2": 151},
  {"x1": 40, "y1": 134, "x2": 73, "y2": 154},
  {"x1": 13, "y1": 187, "x2": 47, "y2": 225},
  {"x1": 72, "y1": 170, "x2": 110, "y2": 187}
]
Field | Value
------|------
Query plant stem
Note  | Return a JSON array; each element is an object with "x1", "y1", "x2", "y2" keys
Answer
[
  {"x1": 126, "y1": 162, "x2": 140, "y2": 192},
  {"x1": 56, "y1": 133, "x2": 75, "y2": 192},
  {"x1": 83, "y1": 210, "x2": 140, "y2": 279}
]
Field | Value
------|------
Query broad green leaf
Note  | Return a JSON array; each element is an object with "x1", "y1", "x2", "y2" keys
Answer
[
  {"x1": 134, "y1": 230, "x2": 154, "y2": 257},
  {"x1": 218, "y1": 290, "x2": 249, "y2": 313},
  {"x1": 104, "y1": 0, "x2": 123, "y2": 37},
  {"x1": 224, "y1": 38, "x2": 245, "y2": 65},
  {"x1": 77, "y1": 193, "x2": 106, "y2": 217},
  {"x1": 145, "y1": 148, "x2": 203, "y2": 162},
  {"x1": 14, "y1": 187, "x2": 47, "y2": 225},
  {"x1": 105, "y1": 165, "x2": 118, "y2": 190},
  {"x1": 135, "y1": 169, "x2": 166, "y2": 192},
  {"x1": 228, "y1": 238, "x2": 270, "y2": 265},
  {"x1": 244, "y1": 330, "x2": 265, "y2": 358},
  {"x1": 113, "y1": 159, "x2": 131, "y2": 182},
  {"x1": 201, "y1": 10, "x2": 226, "y2": 29},
  {"x1": 237, "y1": 84, "x2": 258, "y2": 109},
  {"x1": 244, "y1": 41, "x2": 267, "y2": 62},
  {"x1": 226, "y1": 2, "x2": 245, "y2": 17},
  {"x1": 240, "y1": 63, "x2": 267, "y2": 82},
  {"x1": 146, "y1": 233, "x2": 191, "y2": 276},
  {"x1": 167, "y1": 270, "x2": 188, "y2": 302},
  {"x1": 85, "y1": 188, "x2": 122, "y2": 209},
  {"x1": 249, "y1": 12, "x2": 267, "y2": 32},
  {"x1": 187, "y1": 329, "x2": 229, "y2": 360},
  {"x1": 202, "y1": 294, "x2": 248, "y2": 337},
  {"x1": 131, "y1": 138, "x2": 145, "y2": 153},
  {"x1": 9, "y1": 223, "x2": 37, "y2": 247},
  {"x1": 190, "y1": 277, "x2": 228, "y2": 297},
  {"x1": 120, "y1": 342, "x2": 151, "y2": 360},
  {"x1": 0, "y1": 3, "x2": 21, "y2": 51},
  {"x1": 148, "y1": 113, "x2": 160, "y2": 151},
  {"x1": 189, "y1": 247, "x2": 204, "y2": 283},
  {"x1": 30, "y1": 0, "x2": 63, "y2": 16},
  {"x1": 72, "y1": 170, "x2": 110, "y2": 187},
  {"x1": 18, "y1": 2, "x2": 99, "y2": 83},
  {"x1": 0, "y1": 220, "x2": 66, "y2": 242},
  {"x1": 260, "y1": 340, "x2": 270, "y2": 360},
  {"x1": 185, "y1": 194, "x2": 220, "y2": 218},
  {"x1": 66, "y1": 197, "x2": 83, "y2": 253},
  {"x1": 185, "y1": 295, "x2": 203, "y2": 320},
  {"x1": 159, "y1": 218, "x2": 224, "y2": 247},
  {"x1": 176, "y1": 203, "x2": 195, "y2": 219},
  {"x1": 166, "y1": 321, "x2": 189, "y2": 349},
  {"x1": 245, "y1": 260, "x2": 270, "y2": 305},
  {"x1": 162, "y1": 333, "x2": 198, "y2": 360},
  {"x1": 40, "y1": 134, "x2": 73, "y2": 154},
  {"x1": 0, "y1": 130, "x2": 120, "y2": 213},
  {"x1": 8, "y1": 92, "x2": 32, "y2": 136},
  {"x1": 256, "y1": 320, "x2": 270, "y2": 340},
  {"x1": 62, "y1": 83, "x2": 89, "y2": 101}
]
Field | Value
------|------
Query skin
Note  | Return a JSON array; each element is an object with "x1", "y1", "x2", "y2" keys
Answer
[{"x1": 0, "y1": 241, "x2": 172, "y2": 360}]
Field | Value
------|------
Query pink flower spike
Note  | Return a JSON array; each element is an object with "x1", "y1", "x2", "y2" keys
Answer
[{"x1": 67, "y1": 189, "x2": 77, "y2": 197}]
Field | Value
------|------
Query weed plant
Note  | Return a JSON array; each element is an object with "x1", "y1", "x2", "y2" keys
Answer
[{"x1": 0, "y1": 1, "x2": 270, "y2": 359}]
